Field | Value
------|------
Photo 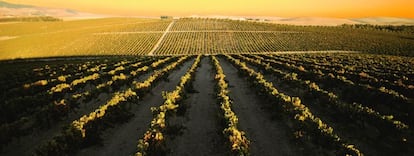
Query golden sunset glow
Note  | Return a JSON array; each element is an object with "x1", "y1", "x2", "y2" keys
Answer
[{"x1": 5, "y1": 0, "x2": 414, "y2": 18}]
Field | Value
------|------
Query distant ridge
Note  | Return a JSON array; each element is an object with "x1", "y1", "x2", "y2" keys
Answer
[
  {"x1": 351, "y1": 17, "x2": 414, "y2": 25},
  {"x1": 272, "y1": 17, "x2": 358, "y2": 26},
  {"x1": 0, "y1": 1, "x2": 413, "y2": 25},
  {"x1": 0, "y1": 1, "x2": 105, "y2": 20},
  {"x1": 0, "y1": 1, "x2": 34, "y2": 9}
]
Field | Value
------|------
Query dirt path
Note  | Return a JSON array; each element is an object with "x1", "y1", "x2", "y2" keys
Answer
[
  {"x1": 218, "y1": 57, "x2": 301, "y2": 156},
  {"x1": 166, "y1": 57, "x2": 227, "y2": 156},
  {"x1": 94, "y1": 31, "x2": 165, "y2": 35},
  {"x1": 76, "y1": 58, "x2": 194, "y2": 156},
  {"x1": 148, "y1": 20, "x2": 175, "y2": 56}
]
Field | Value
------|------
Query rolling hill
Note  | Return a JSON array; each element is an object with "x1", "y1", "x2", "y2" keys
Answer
[{"x1": 0, "y1": 1, "x2": 103, "y2": 19}]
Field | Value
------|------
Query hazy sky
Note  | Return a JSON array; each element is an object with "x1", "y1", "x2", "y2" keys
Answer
[{"x1": 5, "y1": 0, "x2": 414, "y2": 18}]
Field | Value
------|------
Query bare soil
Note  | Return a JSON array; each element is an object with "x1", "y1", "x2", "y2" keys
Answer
[
  {"x1": 166, "y1": 57, "x2": 227, "y2": 156},
  {"x1": 218, "y1": 57, "x2": 302, "y2": 156}
]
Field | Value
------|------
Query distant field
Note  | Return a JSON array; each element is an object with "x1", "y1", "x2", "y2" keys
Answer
[
  {"x1": 0, "y1": 18, "x2": 170, "y2": 59},
  {"x1": 0, "y1": 18, "x2": 413, "y2": 60}
]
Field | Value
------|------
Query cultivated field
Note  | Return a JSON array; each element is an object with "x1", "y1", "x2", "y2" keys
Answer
[
  {"x1": 1, "y1": 17, "x2": 414, "y2": 156},
  {"x1": 0, "y1": 53, "x2": 413, "y2": 156},
  {"x1": 1, "y1": 18, "x2": 414, "y2": 60}
]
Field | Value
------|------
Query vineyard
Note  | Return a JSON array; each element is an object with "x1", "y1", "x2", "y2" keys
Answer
[
  {"x1": 0, "y1": 53, "x2": 413, "y2": 156},
  {"x1": 1, "y1": 18, "x2": 414, "y2": 60},
  {"x1": 1, "y1": 17, "x2": 414, "y2": 155}
]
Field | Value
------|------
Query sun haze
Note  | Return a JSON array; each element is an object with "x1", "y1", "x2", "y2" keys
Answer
[{"x1": 4, "y1": 0, "x2": 414, "y2": 18}]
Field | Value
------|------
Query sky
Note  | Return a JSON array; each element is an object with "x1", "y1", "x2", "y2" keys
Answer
[{"x1": 5, "y1": 0, "x2": 414, "y2": 18}]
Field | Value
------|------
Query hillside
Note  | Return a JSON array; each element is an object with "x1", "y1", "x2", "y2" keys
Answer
[
  {"x1": 1, "y1": 1, "x2": 414, "y2": 156},
  {"x1": 0, "y1": 0, "x2": 103, "y2": 19},
  {"x1": 0, "y1": 18, "x2": 413, "y2": 60},
  {"x1": 0, "y1": 1, "x2": 34, "y2": 8}
]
